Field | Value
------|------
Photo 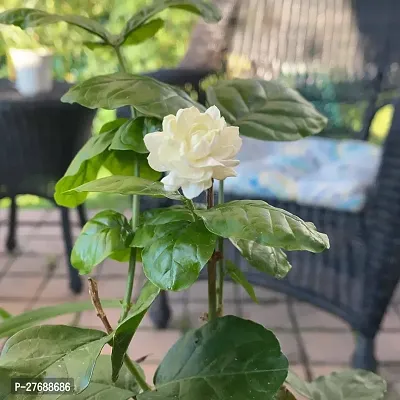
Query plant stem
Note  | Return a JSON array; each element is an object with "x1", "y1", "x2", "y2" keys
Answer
[
  {"x1": 124, "y1": 355, "x2": 151, "y2": 391},
  {"x1": 217, "y1": 180, "x2": 224, "y2": 316},
  {"x1": 88, "y1": 278, "x2": 151, "y2": 392},
  {"x1": 183, "y1": 197, "x2": 197, "y2": 219},
  {"x1": 110, "y1": 45, "x2": 149, "y2": 392},
  {"x1": 207, "y1": 182, "x2": 218, "y2": 321},
  {"x1": 115, "y1": 46, "x2": 127, "y2": 73},
  {"x1": 119, "y1": 158, "x2": 140, "y2": 323}
]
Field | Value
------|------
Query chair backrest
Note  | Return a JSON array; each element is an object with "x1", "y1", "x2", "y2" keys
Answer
[
  {"x1": 0, "y1": 92, "x2": 95, "y2": 199},
  {"x1": 185, "y1": 0, "x2": 400, "y2": 139}
]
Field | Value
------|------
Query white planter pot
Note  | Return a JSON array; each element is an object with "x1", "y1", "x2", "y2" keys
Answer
[{"x1": 9, "y1": 48, "x2": 53, "y2": 97}]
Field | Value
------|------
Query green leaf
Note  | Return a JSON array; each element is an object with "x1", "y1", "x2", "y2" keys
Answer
[
  {"x1": 61, "y1": 72, "x2": 205, "y2": 118},
  {"x1": 196, "y1": 200, "x2": 330, "y2": 252},
  {"x1": 0, "y1": 309, "x2": 11, "y2": 321},
  {"x1": 112, "y1": 281, "x2": 160, "y2": 381},
  {"x1": 122, "y1": 19, "x2": 164, "y2": 46},
  {"x1": 206, "y1": 79, "x2": 328, "y2": 141},
  {"x1": 61, "y1": 355, "x2": 141, "y2": 400},
  {"x1": 0, "y1": 300, "x2": 121, "y2": 339},
  {"x1": 110, "y1": 117, "x2": 162, "y2": 153},
  {"x1": 120, "y1": 0, "x2": 221, "y2": 46},
  {"x1": 71, "y1": 210, "x2": 133, "y2": 274},
  {"x1": 138, "y1": 315, "x2": 288, "y2": 400},
  {"x1": 230, "y1": 238, "x2": 292, "y2": 279},
  {"x1": 286, "y1": 369, "x2": 387, "y2": 400},
  {"x1": 225, "y1": 260, "x2": 258, "y2": 303},
  {"x1": 103, "y1": 151, "x2": 161, "y2": 181},
  {"x1": 99, "y1": 118, "x2": 129, "y2": 134},
  {"x1": 54, "y1": 131, "x2": 115, "y2": 208},
  {"x1": 138, "y1": 207, "x2": 195, "y2": 227},
  {"x1": 0, "y1": 8, "x2": 111, "y2": 42},
  {"x1": 70, "y1": 175, "x2": 183, "y2": 200},
  {"x1": 136, "y1": 220, "x2": 216, "y2": 291},
  {"x1": 0, "y1": 326, "x2": 111, "y2": 396}
]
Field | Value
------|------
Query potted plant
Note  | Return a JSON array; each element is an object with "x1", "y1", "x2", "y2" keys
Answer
[
  {"x1": 0, "y1": 2, "x2": 387, "y2": 399},
  {"x1": 0, "y1": 24, "x2": 53, "y2": 96}
]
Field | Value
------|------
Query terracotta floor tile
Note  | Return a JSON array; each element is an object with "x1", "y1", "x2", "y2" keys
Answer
[
  {"x1": 95, "y1": 278, "x2": 141, "y2": 300},
  {"x1": 294, "y1": 302, "x2": 349, "y2": 330},
  {"x1": 0, "y1": 255, "x2": 13, "y2": 272},
  {"x1": 128, "y1": 329, "x2": 181, "y2": 362},
  {"x1": 288, "y1": 364, "x2": 307, "y2": 380},
  {"x1": 186, "y1": 280, "x2": 245, "y2": 302},
  {"x1": 6, "y1": 255, "x2": 56, "y2": 276},
  {"x1": 377, "y1": 332, "x2": 400, "y2": 362},
  {"x1": 79, "y1": 308, "x2": 124, "y2": 330},
  {"x1": 140, "y1": 363, "x2": 159, "y2": 383},
  {"x1": 242, "y1": 302, "x2": 293, "y2": 329},
  {"x1": 38, "y1": 278, "x2": 89, "y2": 301},
  {"x1": 25, "y1": 239, "x2": 65, "y2": 255},
  {"x1": 164, "y1": 302, "x2": 241, "y2": 331},
  {"x1": 0, "y1": 276, "x2": 44, "y2": 299},
  {"x1": 276, "y1": 332, "x2": 301, "y2": 363},
  {"x1": 99, "y1": 259, "x2": 142, "y2": 278},
  {"x1": 381, "y1": 307, "x2": 400, "y2": 330},
  {"x1": 302, "y1": 332, "x2": 354, "y2": 364},
  {"x1": 0, "y1": 300, "x2": 30, "y2": 315},
  {"x1": 379, "y1": 364, "x2": 400, "y2": 385},
  {"x1": 18, "y1": 210, "x2": 48, "y2": 222},
  {"x1": 188, "y1": 281, "x2": 213, "y2": 302}
]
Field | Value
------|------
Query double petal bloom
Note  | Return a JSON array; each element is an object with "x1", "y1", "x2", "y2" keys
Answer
[{"x1": 144, "y1": 106, "x2": 242, "y2": 199}]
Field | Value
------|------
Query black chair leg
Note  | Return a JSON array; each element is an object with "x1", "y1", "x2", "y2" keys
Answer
[
  {"x1": 149, "y1": 290, "x2": 171, "y2": 329},
  {"x1": 351, "y1": 333, "x2": 377, "y2": 372},
  {"x1": 6, "y1": 196, "x2": 17, "y2": 252},
  {"x1": 77, "y1": 205, "x2": 87, "y2": 228},
  {"x1": 60, "y1": 207, "x2": 82, "y2": 294}
]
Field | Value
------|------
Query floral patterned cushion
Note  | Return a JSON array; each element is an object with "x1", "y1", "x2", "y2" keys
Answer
[{"x1": 221, "y1": 137, "x2": 382, "y2": 211}]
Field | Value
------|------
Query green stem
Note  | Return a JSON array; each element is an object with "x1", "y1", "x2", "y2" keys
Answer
[
  {"x1": 112, "y1": 44, "x2": 145, "y2": 389},
  {"x1": 124, "y1": 355, "x2": 151, "y2": 391},
  {"x1": 183, "y1": 197, "x2": 196, "y2": 218},
  {"x1": 115, "y1": 46, "x2": 127, "y2": 73},
  {"x1": 207, "y1": 183, "x2": 218, "y2": 321},
  {"x1": 119, "y1": 158, "x2": 140, "y2": 322},
  {"x1": 217, "y1": 180, "x2": 224, "y2": 316}
]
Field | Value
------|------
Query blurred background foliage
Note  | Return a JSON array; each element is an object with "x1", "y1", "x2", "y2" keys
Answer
[
  {"x1": 0, "y1": 0, "x2": 197, "y2": 81},
  {"x1": 0, "y1": 0, "x2": 198, "y2": 209}
]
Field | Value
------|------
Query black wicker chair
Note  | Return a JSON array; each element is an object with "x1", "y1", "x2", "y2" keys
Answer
[
  {"x1": 144, "y1": 0, "x2": 400, "y2": 372},
  {"x1": 0, "y1": 80, "x2": 96, "y2": 293}
]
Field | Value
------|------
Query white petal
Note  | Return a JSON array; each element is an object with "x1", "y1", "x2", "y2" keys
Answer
[
  {"x1": 193, "y1": 157, "x2": 224, "y2": 168},
  {"x1": 221, "y1": 159, "x2": 240, "y2": 168},
  {"x1": 206, "y1": 105, "x2": 221, "y2": 120},
  {"x1": 176, "y1": 107, "x2": 199, "y2": 138},
  {"x1": 161, "y1": 172, "x2": 183, "y2": 191},
  {"x1": 170, "y1": 158, "x2": 211, "y2": 180},
  {"x1": 143, "y1": 132, "x2": 165, "y2": 153},
  {"x1": 181, "y1": 179, "x2": 212, "y2": 199},
  {"x1": 147, "y1": 152, "x2": 167, "y2": 172},
  {"x1": 162, "y1": 115, "x2": 177, "y2": 134},
  {"x1": 212, "y1": 166, "x2": 238, "y2": 180}
]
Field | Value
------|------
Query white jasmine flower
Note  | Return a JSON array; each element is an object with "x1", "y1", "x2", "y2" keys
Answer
[{"x1": 144, "y1": 106, "x2": 242, "y2": 199}]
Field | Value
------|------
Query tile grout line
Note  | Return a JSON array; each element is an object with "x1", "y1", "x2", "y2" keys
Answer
[{"x1": 286, "y1": 297, "x2": 313, "y2": 381}]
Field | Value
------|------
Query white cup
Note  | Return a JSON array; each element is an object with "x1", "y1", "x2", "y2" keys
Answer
[{"x1": 9, "y1": 48, "x2": 53, "y2": 97}]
